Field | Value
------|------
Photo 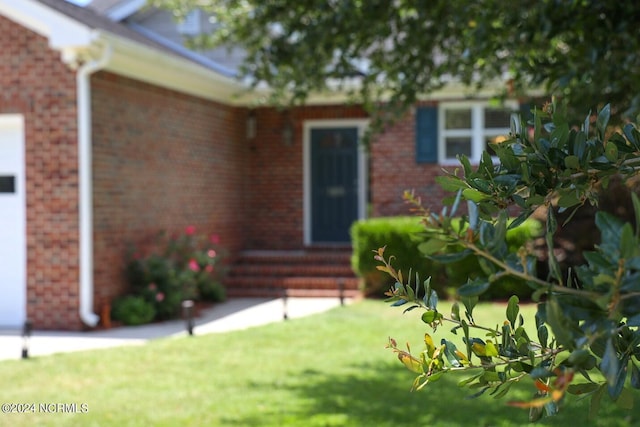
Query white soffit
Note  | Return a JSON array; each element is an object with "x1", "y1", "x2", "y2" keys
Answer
[
  {"x1": 0, "y1": 0, "x2": 249, "y2": 105},
  {"x1": 99, "y1": 32, "x2": 248, "y2": 104},
  {"x1": 0, "y1": 0, "x2": 96, "y2": 48}
]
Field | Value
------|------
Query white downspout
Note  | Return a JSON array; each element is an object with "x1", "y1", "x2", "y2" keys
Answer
[{"x1": 76, "y1": 42, "x2": 112, "y2": 327}]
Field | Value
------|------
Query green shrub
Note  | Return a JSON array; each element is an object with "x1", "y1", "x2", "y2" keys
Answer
[
  {"x1": 122, "y1": 226, "x2": 227, "y2": 324},
  {"x1": 351, "y1": 217, "x2": 447, "y2": 297},
  {"x1": 440, "y1": 218, "x2": 542, "y2": 300},
  {"x1": 351, "y1": 216, "x2": 541, "y2": 299},
  {"x1": 111, "y1": 295, "x2": 156, "y2": 326}
]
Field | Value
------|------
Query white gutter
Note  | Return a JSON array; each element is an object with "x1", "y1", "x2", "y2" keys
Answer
[{"x1": 76, "y1": 41, "x2": 112, "y2": 328}]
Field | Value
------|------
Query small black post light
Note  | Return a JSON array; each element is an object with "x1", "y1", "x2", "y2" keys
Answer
[
  {"x1": 282, "y1": 288, "x2": 289, "y2": 320},
  {"x1": 338, "y1": 279, "x2": 345, "y2": 306},
  {"x1": 21, "y1": 320, "x2": 32, "y2": 359},
  {"x1": 182, "y1": 300, "x2": 195, "y2": 336}
]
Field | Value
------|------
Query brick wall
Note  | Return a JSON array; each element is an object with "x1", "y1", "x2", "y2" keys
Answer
[
  {"x1": 370, "y1": 104, "x2": 449, "y2": 217},
  {"x1": 246, "y1": 104, "x2": 446, "y2": 249},
  {"x1": 246, "y1": 104, "x2": 368, "y2": 249},
  {"x1": 0, "y1": 16, "x2": 82, "y2": 330},
  {"x1": 91, "y1": 72, "x2": 249, "y2": 313}
]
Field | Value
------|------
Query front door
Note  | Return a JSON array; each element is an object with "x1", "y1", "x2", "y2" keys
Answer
[
  {"x1": 309, "y1": 127, "x2": 359, "y2": 243},
  {"x1": 0, "y1": 115, "x2": 26, "y2": 327}
]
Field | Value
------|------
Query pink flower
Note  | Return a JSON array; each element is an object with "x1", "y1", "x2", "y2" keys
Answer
[
  {"x1": 188, "y1": 259, "x2": 200, "y2": 272},
  {"x1": 205, "y1": 265, "x2": 214, "y2": 273},
  {"x1": 185, "y1": 225, "x2": 196, "y2": 235},
  {"x1": 148, "y1": 283, "x2": 157, "y2": 291},
  {"x1": 156, "y1": 292, "x2": 165, "y2": 302},
  {"x1": 207, "y1": 249, "x2": 217, "y2": 258},
  {"x1": 210, "y1": 234, "x2": 220, "y2": 244}
]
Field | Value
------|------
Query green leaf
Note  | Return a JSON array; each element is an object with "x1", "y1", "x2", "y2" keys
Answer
[
  {"x1": 604, "y1": 141, "x2": 618, "y2": 162},
  {"x1": 418, "y1": 239, "x2": 448, "y2": 255},
  {"x1": 462, "y1": 188, "x2": 490, "y2": 203},
  {"x1": 460, "y1": 295, "x2": 478, "y2": 321},
  {"x1": 624, "y1": 123, "x2": 640, "y2": 149},
  {"x1": 421, "y1": 310, "x2": 443, "y2": 324},
  {"x1": 457, "y1": 279, "x2": 491, "y2": 297},
  {"x1": 608, "y1": 357, "x2": 628, "y2": 400},
  {"x1": 429, "y1": 249, "x2": 473, "y2": 263},
  {"x1": 546, "y1": 298, "x2": 575, "y2": 350},
  {"x1": 459, "y1": 154, "x2": 472, "y2": 177},
  {"x1": 573, "y1": 131, "x2": 587, "y2": 162},
  {"x1": 596, "y1": 211, "x2": 624, "y2": 246},
  {"x1": 596, "y1": 104, "x2": 611, "y2": 138},
  {"x1": 564, "y1": 155, "x2": 580, "y2": 169},
  {"x1": 620, "y1": 223, "x2": 637, "y2": 259},
  {"x1": 600, "y1": 338, "x2": 619, "y2": 388},
  {"x1": 435, "y1": 175, "x2": 468, "y2": 192},
  {"x1": 547, "y1": 207, "x2": 557, "y2": 234},
  {"x1": 557, "y1": 192, "x2": 581, "y2": 208},
  {"x1": 484, "y1": 340, "x2": 499, "y2": 357},
  {"x1": 441, "y1": 339, "x2": 463, "y2": 367},
  {"x1": 537, "y1": 324, "x2": 548, "y2": 349},
  {"x1": 567, "y1": 382, "x2": 600, "y2": 395},
  {"x1": 506, "y1": 295, "x2": 519, "y2": 329},
  {"x1": 451, "y1": 302, "x2": 460, "y2": 321},
  {"x1": 633, "y1": 192, "x2": 640, "y2": 239}
]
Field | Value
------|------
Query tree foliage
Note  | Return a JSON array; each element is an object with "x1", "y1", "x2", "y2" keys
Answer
[
  {"x1": 379, "y1": 101, "x2": 640, "y2": 420},
  {"x1": 153, "y1": 0, "x2": 640, "y2": 123}
]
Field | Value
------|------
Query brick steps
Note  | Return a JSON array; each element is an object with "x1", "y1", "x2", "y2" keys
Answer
[{"x1": 224, "y1": 249, "x2": 361, "y2": 298}]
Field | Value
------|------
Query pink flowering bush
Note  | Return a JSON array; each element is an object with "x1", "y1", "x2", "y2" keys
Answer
[{"x1": 113, "y1": 226, "x2": 227, "y2": 324}]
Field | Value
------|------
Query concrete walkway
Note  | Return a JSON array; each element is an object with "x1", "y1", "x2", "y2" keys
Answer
[{"x1": 0, "y1": 297, "x2": 351, "y2": 361}]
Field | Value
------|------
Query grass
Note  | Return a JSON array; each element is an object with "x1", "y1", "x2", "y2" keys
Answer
[{"x1": 0, "y1": 299, "x2": 637, "y2": 426}]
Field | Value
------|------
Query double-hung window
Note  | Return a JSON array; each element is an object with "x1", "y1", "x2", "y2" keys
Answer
[
  {"x1": 439, "y1": 102, "x2": 517, "y2": 164},
  {"x1": 416, "y1": 101, "x2": 519, "y2": 164}
]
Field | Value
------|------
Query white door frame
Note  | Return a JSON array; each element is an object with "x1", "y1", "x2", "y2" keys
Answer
[
  {"x1": 0, "y1": 114, "x2": 26, "y2": 327},
  {"x1": 303, "y1": 119, "x2": 369, "y2": 246}
]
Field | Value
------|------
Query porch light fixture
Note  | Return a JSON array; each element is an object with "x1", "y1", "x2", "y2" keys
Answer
[
  {"x1": 182, "y1": 300, "x2": 195, "y2": 336},
  {"x1": 282, "y1": 122, "x2": 293, "y2": 146},
  {"x1": 282, "y1": 111, "x2": 293, "y2": 146},
  {"x1": 246, "y1": 110, "x2": 256, "y2": 140},
  {"x1": 21, "y1": 320, "x2": 32, "y2": 359}
]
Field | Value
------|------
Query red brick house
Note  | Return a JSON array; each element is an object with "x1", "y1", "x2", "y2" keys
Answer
[{"x1": 0, "y1": 0, "x2": 523, "y2": 330}]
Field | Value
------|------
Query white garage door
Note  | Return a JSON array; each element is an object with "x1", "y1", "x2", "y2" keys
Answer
[{"x1": 0, "y1": 115, "x2": 26, "y2": 327}]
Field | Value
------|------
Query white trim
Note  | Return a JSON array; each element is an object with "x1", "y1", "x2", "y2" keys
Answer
[
  {"x1": 303, "y1": 119, "x2": 369, "y2": 246},
  {"x1": 0, "y1": 0, "x2": 96, "y2": 48},
  {"x1": 76, "y1": 41, "x2": 112, "y2": 328},
  {"x1": 103, "y1": 0, "x2": 147, "y2": 21},
  {"x1": 0, "y1": 114, "x2": 26, "y2": 327},
  {"x1": 438, "y1": 100, "x2": 518, "y2": 165}
]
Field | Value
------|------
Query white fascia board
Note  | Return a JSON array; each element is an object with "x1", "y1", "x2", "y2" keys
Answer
[
  {"x1": 0, "y1": 0, "x2": 96, "y2": 49},
  {"x1": 104, "y1": 0, "x2": 146, "y2": 21},
  {"x1": 98, "y1": 32, "x2": 249, "y2": 105}
]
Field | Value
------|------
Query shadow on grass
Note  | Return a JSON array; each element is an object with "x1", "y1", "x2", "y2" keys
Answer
[{"x1": 222, "y1": 360, "x2": 638, "y2": 427}]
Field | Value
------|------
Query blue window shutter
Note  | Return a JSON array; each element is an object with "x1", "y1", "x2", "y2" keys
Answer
[
  {"x1": 519, "y1": 103, "x2": 532, "y2": 123},
  {"x1": 416, "y1": 106, "x2": 438, "y2": 163}
]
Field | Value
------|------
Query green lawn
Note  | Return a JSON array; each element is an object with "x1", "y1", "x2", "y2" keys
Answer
[{"x1": 0, "y1": 300, "x2": 636, "y2": 426}]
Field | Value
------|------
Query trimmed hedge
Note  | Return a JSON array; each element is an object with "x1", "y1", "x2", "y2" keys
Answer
[
  {"x1": 351, "y1": 216, "x2": 542, "y2": 300},
  {"x1": 350, "y1": 217, "x2": 445, "y2": 297}
]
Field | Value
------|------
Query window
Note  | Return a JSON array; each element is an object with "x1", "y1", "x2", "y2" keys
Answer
[
  {"x1": 177, "y1": 9, "x2": 202, "y2": 36},
  {"x1": 416, "y1": 101, "x2": 519, "y2": 164},
  {"x1": 439, "y1": 102, "x2": 516, "y2": 164}
]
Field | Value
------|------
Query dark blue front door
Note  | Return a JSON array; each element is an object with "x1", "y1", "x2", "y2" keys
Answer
[{"x1": 310, "y1": 127, "x2": 359, "y2": 243}]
